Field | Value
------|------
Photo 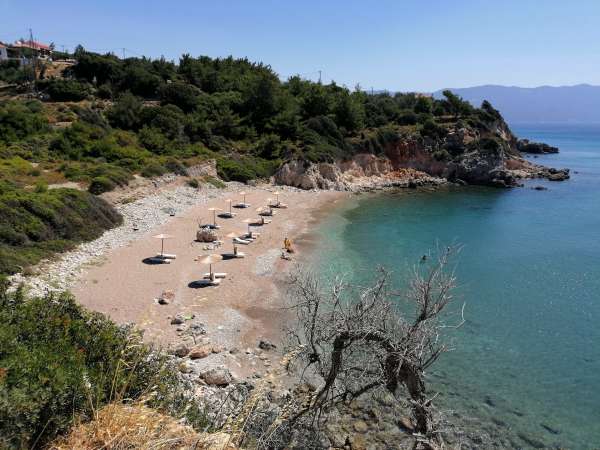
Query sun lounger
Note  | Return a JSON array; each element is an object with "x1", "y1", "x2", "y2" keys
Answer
[
  {"x1": 203, "y1": 272, "x2": 227, "y2": 279},
  {"x1": 259, "y1": 210, "x2": 275, "y2": 216},
  {"x1": 271, "y1": 202, "x2": 288, "y2": 209},
  {"x1": 233, "y1": 237, "x2": 252, "y2": 245},
  {"x1": 222, "y1": 252, "x2": 245, "y2": 259},
  {"x1": 261, "y1": 218, "x2": 272, "y2": 225},
  {"x1": 242, "y1": 232, "x2": 260, "y2": 239},
  {"x1": 156, "y1": 253, "x2": 177, "y2": 259},
  {"x1": 233, "y1": 203, "x2": 251, "y2": 208}
]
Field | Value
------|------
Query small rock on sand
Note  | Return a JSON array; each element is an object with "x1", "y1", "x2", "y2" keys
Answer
[
  {"x1": 200, "y1": 366, "x2": 233, "y2": 386},
  {"x1": 258, "y1": 339, "x2": 277, "y2": 351}
]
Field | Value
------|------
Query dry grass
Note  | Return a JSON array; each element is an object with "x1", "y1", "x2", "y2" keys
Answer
[{"x1": 49, "y1": 403, "x2": 236, "y2": 450}]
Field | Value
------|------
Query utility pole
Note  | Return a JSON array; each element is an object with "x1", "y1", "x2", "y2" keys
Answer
[
  {"x1": 122, "y1": 47, "x2": 126, "y2": 59},
  {"x1": 29, "y1": 28, "x2": 38, "y2": 90},
  {"x1": 318, "y1": 70, "x2": 322, "y2": 84}
]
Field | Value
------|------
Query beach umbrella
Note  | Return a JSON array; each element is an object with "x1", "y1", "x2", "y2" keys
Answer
[
  {"x1": 239, "y1": 191, "x2": 248, "y2": 205},
  {"x1": 225, "y1": 231, "x2": 239, "y2": 252},
  {"x1": 200, "y1": 254, "x2": 223, "y2": 278},
  {"x1": 207, "y1": 207, "x2": 222, "y2": 226},
  {"x1": 225, "y1": 199, "x2": 233, "y2": 215},
  {"x1": 273, "y1": 191, "x2": 281, "y2": 205},
  {"x1": 153, "y1": 233, "x2": 173, "y2": 257},
  {"x1": 242, "y1": 217, "x2": 254, "y2": 234}
]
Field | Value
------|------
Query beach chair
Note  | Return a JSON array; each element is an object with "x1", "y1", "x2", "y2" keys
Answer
[
  {"x1": 203, "y1": 272, "x2": 227, "y2": 279},
  {"x1": 233, "y1": 202, "x2": 251, "y2": 209},
  {"x1": 156, "y1": 253, "x2": 177, "y2": 259},
  {"x1": 233, "y1": 237, "x2": 252, "y2": 245},
  {"x1": 222, "y1": 251, "x2": 245, "y2": 259}
]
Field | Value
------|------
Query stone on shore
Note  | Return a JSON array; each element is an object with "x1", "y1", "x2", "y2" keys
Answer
[{"x1": 200, "y1": 366, "x2": 233, "y2": 386}]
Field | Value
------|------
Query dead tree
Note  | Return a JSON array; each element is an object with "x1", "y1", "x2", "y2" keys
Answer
[{"x1": 284, "y1": 246, "x2": 463, "y2": 447}]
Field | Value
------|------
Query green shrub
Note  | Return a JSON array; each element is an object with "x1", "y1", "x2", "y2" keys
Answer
[
  {"x1": 164, "y1": 158, "x2": 187, "y2": 175},
  {"x1": 187, "y1": 177, "x2": 200, "y2": 188},
  {"x1": 88, "y1": 176, "x2": 116, "y2": 194},
  {"x1": 203, "y1": 175, "x2": 226, "y2": 189},
  {"x1": 33, "y1": 181, "x2": 48, "y2": 193},
  {"x1": 0, "y1": 186, "x2": 122, "y2": 275},
  {"x1": 420, "y1": 119, "x2": 447, "y2": 139},
  {"x1": 217, "y1": 158, "x2": 254, "y2": 183},
  {"x1": 38, "y1": 79, "x2": 92, "y2": 102},
  {"x1": 0, "y1": 285, "x2": 205, "y2": 449},
  {"x1": 141, "y1": 162, "x2": 167, "y2": 178}
]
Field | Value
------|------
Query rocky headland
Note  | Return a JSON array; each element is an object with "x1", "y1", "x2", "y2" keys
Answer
[{"x1": 275, "y1": 116, "x2": 569, "y2": 191}]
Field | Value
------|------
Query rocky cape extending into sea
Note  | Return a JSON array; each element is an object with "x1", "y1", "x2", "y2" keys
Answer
[{"x1": 274, "y1": 117, "x2": 569, "y2": 191}]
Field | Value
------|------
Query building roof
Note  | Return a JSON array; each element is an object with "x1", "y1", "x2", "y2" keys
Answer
[
  {"x1": 12, "y1": 39, "x2": 51, "y2": 51},
  {"x1": 0, "y1": 42, "x2": 7, "y2": 49}
]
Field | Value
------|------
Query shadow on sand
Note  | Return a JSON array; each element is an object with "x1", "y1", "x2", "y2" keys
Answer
[{"x1": 142, "y1": 257, "x2": 168, "y2": 265}]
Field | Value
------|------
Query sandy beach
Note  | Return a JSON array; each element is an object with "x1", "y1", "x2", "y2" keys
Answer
[{"x1": 67, "y1": 184, "x2": 346, "y2": 379}]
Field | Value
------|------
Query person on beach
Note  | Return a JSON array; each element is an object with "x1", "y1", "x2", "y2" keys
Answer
[{"x1": 284, "y1": 237, "x2": 294, "y2": 253}]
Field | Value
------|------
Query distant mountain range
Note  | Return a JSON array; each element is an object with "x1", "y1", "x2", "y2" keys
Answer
[{"x1": 433, "y1": 84, "x2": 600, "y2": 124}]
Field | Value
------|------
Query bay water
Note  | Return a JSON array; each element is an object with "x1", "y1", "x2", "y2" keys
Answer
[{"x1": 310, "y1": 124, "x2": 600, "y2": 449}]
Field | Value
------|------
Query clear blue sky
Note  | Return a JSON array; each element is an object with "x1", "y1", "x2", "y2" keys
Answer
[{"x1": 2, "y1": 0, "x2": 599, "y2": 92}]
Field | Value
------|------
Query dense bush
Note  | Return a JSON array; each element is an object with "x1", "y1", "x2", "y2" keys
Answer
[
  {"x1": 37, "y1": 79, "x2": 92, "y2": 101},
  {"x1": 88, "y1": 176, "x2": 116, "y2": 194},
  {"x1": 0, "y1": 284, "x2": 203, "y2": 449},
  {"x1": 217, "y1": 158, "x2": 255, "y2": 182},
  {"x1": 0, "y1": 184, "x2": 122, "y2": 275},
  {"x1": 0, "y1": 101, "x2": 49, "y2": 144}
]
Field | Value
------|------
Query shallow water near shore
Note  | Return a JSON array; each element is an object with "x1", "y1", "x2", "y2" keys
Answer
[{"x1": 310, "y1": 124, "x2": 600, "y2": 449}]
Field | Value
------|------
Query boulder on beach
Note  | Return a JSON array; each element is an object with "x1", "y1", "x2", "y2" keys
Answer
[{"x1": 200, "y1": 366, "x2": 233, "y2": 386}]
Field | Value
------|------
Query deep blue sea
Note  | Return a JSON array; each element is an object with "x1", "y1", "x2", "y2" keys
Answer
[{"x1": 311, "y1": 124, "x2": 600, "y2": 449}]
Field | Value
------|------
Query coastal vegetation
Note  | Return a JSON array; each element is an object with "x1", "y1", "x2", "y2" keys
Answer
[
  {"x1": 0, "y1": 281, "x2": 206, "y2": 449},
  {"x1": 0, "y1": 49, "x2": 512, "y2": 274}
]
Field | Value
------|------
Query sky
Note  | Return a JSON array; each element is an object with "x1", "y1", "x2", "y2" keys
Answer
[{"x1": 2, "y1": 0, "x2": 599, "y2": 92}]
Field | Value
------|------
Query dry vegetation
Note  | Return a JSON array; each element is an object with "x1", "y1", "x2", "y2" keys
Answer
[{"x1": 50, "y1": 403, "x2": 235, "y2": 450}]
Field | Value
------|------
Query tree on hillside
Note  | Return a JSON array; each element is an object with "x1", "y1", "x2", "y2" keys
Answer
[
  {"x1": 284, "y1": 246, "x2": 463, "y2": 448},
  {"x1": 442, "y1": 90, "x2": 472, "y2": 119}
]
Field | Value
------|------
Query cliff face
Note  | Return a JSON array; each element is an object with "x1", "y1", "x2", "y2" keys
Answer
[{"x1": 275, "y1": 118, "x2": 568, "y2": 190}]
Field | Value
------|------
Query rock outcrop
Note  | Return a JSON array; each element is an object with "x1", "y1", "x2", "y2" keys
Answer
[
  {"x1": 275, "y1": 119, "x2": 568, "y2": 190},
  {"x1": 517, "y1": 139, "x2": 559, "y2": 154}
]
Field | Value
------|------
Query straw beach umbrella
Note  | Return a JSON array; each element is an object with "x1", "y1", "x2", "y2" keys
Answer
[
  {"x1": 238, "y1": 191, "x2": 250, "y2": 207},
  {"x1": 207, "y1": 207, "x2": 222, "y2": 227},
  {"x1": 225, "y1": 231, "x2": 240, "y2": 253},
  {"x1": 153, "y1": 233, "x2": 173, "y2": 258},
  {"x1": 224, "y1": 199, "x2": 234, "y2": 216},
  {"x1": 242, "y1": 217, "x2": 254, "y2": 235},
  {"x1": 200, "y1": 254, "x2": 223, "y2": 279}
]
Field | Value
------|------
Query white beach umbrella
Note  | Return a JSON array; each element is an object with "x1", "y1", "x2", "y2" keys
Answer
[
  {"x1": 200, "y1": 254, "x2": 223, "y2": 277},
  {"x1": 273, "y1": 191, "x2": 281, "y2": 205},
  {"x1": 239, "y1": 191, "x2": 248, "y2": 204},
  {"x1": 153, "y1": 233, "x2": 173, "y2": 257}
]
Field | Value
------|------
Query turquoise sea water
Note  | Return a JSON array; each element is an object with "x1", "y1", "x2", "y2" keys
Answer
[{"x1": 311, "y1": 124, "x2": 600, "y2": 449}]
